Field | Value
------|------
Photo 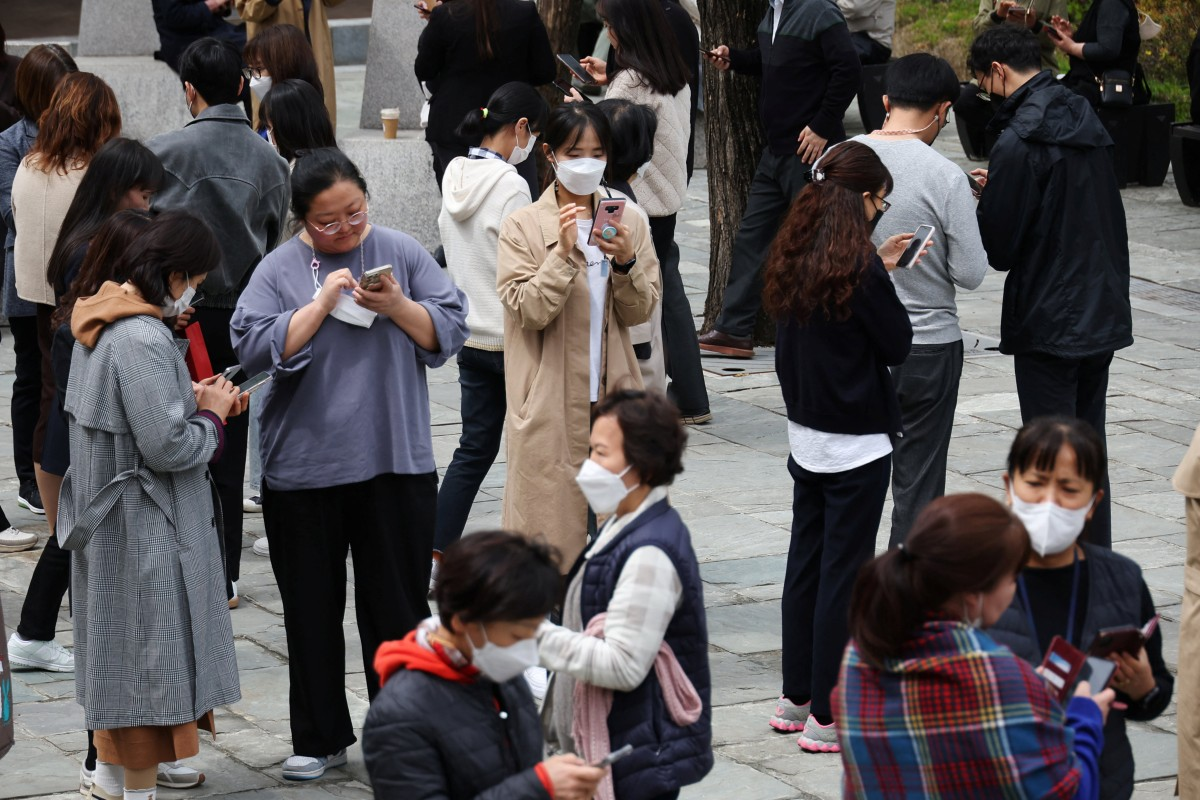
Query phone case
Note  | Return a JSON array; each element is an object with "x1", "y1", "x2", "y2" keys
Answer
[
  {"x1": 589, "y1": 200, "x2": 626, "y2": 246},
  {"x1": 1040, "y1": 636, "x2": 1088, "y2": 703}
]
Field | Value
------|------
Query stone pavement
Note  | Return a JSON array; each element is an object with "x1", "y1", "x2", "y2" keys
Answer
[{"x1": 2, "y1": 81, "x2": 1198, "y2": 799}]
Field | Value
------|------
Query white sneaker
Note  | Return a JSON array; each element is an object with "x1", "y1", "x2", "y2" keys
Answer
[
  {"x1": 79, "y1": 764, "x2": 94, "y2": 795},
  {"x1": 0, "y1": 526, "x2": 37, "y2": 553},
  {"x1": 243, "y1": 495, "x2": 262, "y2": 513},
  {"x1": 252, "y1": 536, "x2": 269, "y2": 557},
  {"x1": 7, "y1": 633, "x2": 74, "y2": 672},
  {"x1": 524, "y1": 666, "x2": 549, "y2": 702},
  {"x1": 228, "y1": 581, "x2": 239, "y2": 610},
  {"x1": 157, "y1": 761, "x2": 205, "y2": 788},
  {"x1": 282, "y1": 748, "x2": 347, "y2": 781}
]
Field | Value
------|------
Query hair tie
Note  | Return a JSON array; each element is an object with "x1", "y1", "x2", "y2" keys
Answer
[
  {"x1": 481, "y1": 107, "x2": 489, "y2": 119},
  {"x1": 811, "y1": 168, "x2": 826, "y2": 183}
]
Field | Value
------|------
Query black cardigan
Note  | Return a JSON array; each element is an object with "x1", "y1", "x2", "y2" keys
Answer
[
  {"x1": 415, "y1": 0, "x2": 556, "y2": 147},
  {"x1": 775, "y1": 255, "x2": 912, "y2": 437}
]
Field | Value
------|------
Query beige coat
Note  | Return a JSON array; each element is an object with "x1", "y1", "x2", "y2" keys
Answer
[
  {"x1": 1174, "y1": 423, "x2": 1200, "y2": 798},
  {"x1": 11, "y1": 159, "x2": 86, "y2": 306},
  {"x1": 497, "y1": 186, "x2": 660, "y2": 569},
  {"x1": 235, "y1": 0, "x2": 345, "y2": 128}
]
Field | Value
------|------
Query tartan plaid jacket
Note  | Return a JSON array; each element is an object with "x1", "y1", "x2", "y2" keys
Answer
[{"x1": 834, "y1": 619, "x2": 1104, "y2": 800}]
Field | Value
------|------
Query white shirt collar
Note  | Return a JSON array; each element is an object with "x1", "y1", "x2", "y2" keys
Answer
[{"x1": 770, "y1": 0, "x2": 785, "y2": 42}]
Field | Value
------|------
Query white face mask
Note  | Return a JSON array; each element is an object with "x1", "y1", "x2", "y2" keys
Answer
[
  {"x1": 552, "y1": 154, "x2": 607, "y2": 196},
  {"x1": 267, "y1": 127, "x2": 278, "y2": 153},
  {"x1": 575, "y1": 458, "x2": 637, "y2": 515},
  {"x1": 162, "y1": 278, "x2": 196, "y2": 318},
  {"x1": 635, "y1": 161, "x2": 651, "y2": 180},
  {"x1": 470, "y1": 625, "x2": 540, "y2": 683},
  {"x1": 962, "y1": 592, "x2": 984, "y2": 629},
  {"x1": 249, "y1": 74, "x2": 273, "y2": 100},
  {"x1": 508, "y1": 128, "x2": 537, "y2": 166},
  {"x1": 1010, "y1": 490, "x2": 1095, "y2": 557},
  {"x1": 312, "y1": 286, "x2": 377, "y2": 328}
]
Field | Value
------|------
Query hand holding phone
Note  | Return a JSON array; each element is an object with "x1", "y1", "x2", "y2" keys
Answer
[
  {"x1": 1040, "y1": 636, "x2": 1088, "y2": 703},
  {"x1": 237, "y1": 372, "x2": 272, "y2": 397},
  {"x1": 702, "y1": 45, "x2": 732, "y2": 71},
  {"x1": 589, "y1": 199, "x2": 627, "y2": 247},
  {"x1": 592, "y1": 744, "x2": 634, "y2": 768},
  {"x1": 359, "y1": 264, "x2": 393, "y2": 291},
  {"x1": 898, "y1": 225, "x2": 936, "y2": 269},
  {"x1": 557, "y1": 54, "x2": 597, "y2": 86}
]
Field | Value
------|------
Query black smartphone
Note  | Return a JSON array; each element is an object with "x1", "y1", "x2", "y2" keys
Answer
[
  {"x1": 553, "y1": 78, "x2": 592, "y2": 103},
  {"x1": 1079, "y1": 656, "x2": 1118, "y2": 693},
  {"x1": 966, "y1": 174, "x2": 983, "y2": 196},
  {"x1": 701, "y1": 47, "x2": 730, "y2": 63},
  {"x1": 898, "y1": 225, "x2": 936, "y2": 269},
  {"x1": 557, "y1": 54, "x2": 597, "y2": 86}
]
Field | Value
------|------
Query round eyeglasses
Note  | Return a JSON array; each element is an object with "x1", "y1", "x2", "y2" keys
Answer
[
  {"x1": 242, "y1": 66, "x2": 267, "y2": 81},
  {"x1": 308, "y1": 209, "x2": 368, "y2": 235}
]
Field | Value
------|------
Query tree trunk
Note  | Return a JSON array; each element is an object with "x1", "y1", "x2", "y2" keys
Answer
[
  {"x1": 697, "y1": 0, "x2": 770, "y2": 343},
  {"x1": 539, "y1": 0, "x2": 584, "y2": 62}
]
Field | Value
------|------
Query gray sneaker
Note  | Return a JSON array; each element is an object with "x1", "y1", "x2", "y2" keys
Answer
[
  {"x1": 768, "y1": 695, "x2": 810, "y2": 733},
  {"x1": 8, "y1": 633, "x2": 74, "y2": 672},
  {"x1": 157, "y1": 761, "x2": 205, "y2": 788},
  {"x1": 282, "y1": 748, "x2": 347, "y2": 781},
  {"x1": 797, "y1": 715, "x2": 841, "y2": 754}
]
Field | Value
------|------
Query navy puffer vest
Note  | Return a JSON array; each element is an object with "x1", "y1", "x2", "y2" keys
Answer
[{"x1": 578, "y1": 499, "x2": 713, "y2": 799}]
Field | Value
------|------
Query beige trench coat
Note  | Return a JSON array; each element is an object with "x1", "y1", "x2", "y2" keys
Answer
[
  {"x1": 497, "y1": 186, "x2": 660, "y2": 570},
  {"x1": 1174, "y1": 423, "x2": 1200, "y2": 798},
  {"x1": 235, "y1": 0, "x2": 345, "y2": 128}
]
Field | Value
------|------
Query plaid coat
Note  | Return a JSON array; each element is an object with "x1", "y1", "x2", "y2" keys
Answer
[
  {"x1": 61, "y1": 314, "x2": 240, "y2": 729},
  {"x1": 835, "y1": 620, "x2": 1104, "y2": 800}
]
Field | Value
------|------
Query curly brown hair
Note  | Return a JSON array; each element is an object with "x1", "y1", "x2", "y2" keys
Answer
[
  {"x1": 762, "y1": 141, "x2": 892, "y2": 324},
  {"x1": 27, "y1": 72, "x2": 121, "y2": 176}
]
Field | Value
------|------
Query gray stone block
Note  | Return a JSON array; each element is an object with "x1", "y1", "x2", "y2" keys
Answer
[
  {"x1": 338, "y1": 130, "x2": 441, "y2": 252},
  {"x1": 5, "y1": 39, "x2": 79, "y2": 59},
  {"x1": 331, "y1": 18, "x2": 370, "y2": 67},
  {"x1": 359, "y1": 1, "x2": 426, "y2": 130},
  {"x1": 76, "y1": 56, "x2": 192, "y2": 143},
  {"x1": 78, "y1": 0, "x2": 160, "y2": 57}
]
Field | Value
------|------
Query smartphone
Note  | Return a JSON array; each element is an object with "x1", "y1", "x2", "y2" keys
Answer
[
  {"x1": 592, "y1": 744, "x2": 633, "y2": 768},
  {"x1": 589, "y1": 198, "x2": 627, "y2": 247},
  {"x1": 553, "y1": 78, "x2": 593, "y2": 102},
  {"x1": 966, "y1": 174, "x2": 983, "y2": 197},
  {"x1": 898, "y1": 224, "x2": 936, "y2": 269},
  {"x1": 1089, "y1": 615, "x2": 1159, "y2": 658},
  {"x1": 359, "y1": 264, "x2": 392, "y2": 290},
  {"x1": 220, "y1": 364, "x2": 243, "y2": 381},
  {"x1": 1080, "y1": 656, "x2": 1118, "y2": 694},
  {"x1": 701, "y1": 47, "x2": 730, "y2": 63},
  {"x1": 237, "y1": 372, "x2": 272, "y2": 396},
  {"x1": 1040, "y1": 635, "x2": 1088, "y2": 703},
  {"x1": 557, "y1": 54, "x2": 597, "y2": 86}
]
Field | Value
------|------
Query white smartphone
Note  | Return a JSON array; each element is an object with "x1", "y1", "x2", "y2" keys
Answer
[
  {"x1": 237, "y1": 372, "x2": 272, "y2": 396},
  {"x1": 359, "y1": 264, "x2": 392, "y2": 290},
  {"x1": 898, "y1": 225, "x2": 936, "y2": 269}
]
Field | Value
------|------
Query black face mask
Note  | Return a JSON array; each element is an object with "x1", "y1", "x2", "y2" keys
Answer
[{"x1": 868, "y1": 207, "x2": 886, "y2": 233}]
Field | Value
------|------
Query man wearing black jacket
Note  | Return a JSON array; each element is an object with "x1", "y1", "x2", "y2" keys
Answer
[
  {"x1": 698, "y1": 0, "x2": 861, "y2": 358},
  {"x1": 969, "y1": 26, "x2": 1131, "y2": 548}
]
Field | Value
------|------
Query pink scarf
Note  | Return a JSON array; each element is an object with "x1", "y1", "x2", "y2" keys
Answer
[{"x1": 571, "y1": 612, "x2": 703, "y2": 800}]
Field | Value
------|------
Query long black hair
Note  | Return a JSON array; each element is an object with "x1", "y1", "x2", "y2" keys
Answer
[
  {"x1": 456, "y1": 81, "x2": 549, "y2": 145},
  {"x1": 597, "y1": 0, "x2": 691, "y2": 96},
  {"x1": 46, "y1": 137, "x2": 164, "y2": 296},
  {"x1": 447, "y1": 0, "x2": 499, "y2": 61},
  {"x1": 261, "y1": 79, "x2": 336, "y2": 163}
]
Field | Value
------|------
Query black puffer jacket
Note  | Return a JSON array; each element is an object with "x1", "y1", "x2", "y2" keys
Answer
[
  {"x1": 363, "y1": 652, "x2": 550, "y2": 800},
  {"x1": 978, "y1": 71, "x2": 1132, "y2": 359}
]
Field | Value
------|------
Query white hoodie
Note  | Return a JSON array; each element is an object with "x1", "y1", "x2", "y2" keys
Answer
[{"x1": 439, "y1": 156, "x2": 532, "y2": 350}]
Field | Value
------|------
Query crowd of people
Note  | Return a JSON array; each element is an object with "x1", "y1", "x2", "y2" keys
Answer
[{"x1": 0, "y1": 0, "x2": 1198, "y2": 799}]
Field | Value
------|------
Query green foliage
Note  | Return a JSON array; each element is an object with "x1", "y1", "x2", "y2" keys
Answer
[{"x1": 896, "y1": 0, "x2": 1198, "y2": 112}]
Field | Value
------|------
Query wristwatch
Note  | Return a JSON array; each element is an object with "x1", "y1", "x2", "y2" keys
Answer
[{"x1": 611, "y1": 255, "x2": 637, "y2": 275}]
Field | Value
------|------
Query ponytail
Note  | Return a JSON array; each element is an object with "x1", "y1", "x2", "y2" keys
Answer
[
  {"x1": 848, "y1": 493, "x2": 1031, "y2": 668},
  {"x1": 455, "y1": 81, "x2": 549, "y2": 145}
]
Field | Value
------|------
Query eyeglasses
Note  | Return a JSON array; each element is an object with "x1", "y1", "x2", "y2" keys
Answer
[
  {"x1": 241, "y1": 66, "x2": 266, "y2": 81},
  {"x1": 873, "y1": 195, "x2": 892, "y2": 213},
  {"x1": 307, "y1": 209, "x2": 368, "y2": 235}
]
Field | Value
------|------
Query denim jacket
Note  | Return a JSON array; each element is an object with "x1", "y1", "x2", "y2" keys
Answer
[
  {"x1": 148, "y1": 104, "x2": 290, "y2": 308},
  {"x1": 0, "y1": 118, "x2": 39, "y2": 318}
]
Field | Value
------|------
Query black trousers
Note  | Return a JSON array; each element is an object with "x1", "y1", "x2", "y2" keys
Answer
[
  {"x1": 263, "y1": 471, "x2": 437, "y2": 756},
  {"x1": 888, "y1": 341, "x2": 964, "y2": 547},
  {"x1": 10, "y1": 314, "x2": 39, "y2": 487},
  {"x1": 16, "y1": 530, "x2": 70, "y2": 642},
  {"x1": 953, "y1": 83, "x2": 997, "y2": 159},
  {"x1": 850, "y1": 31, "x2": 892, "y2": 65},
  {"x1": 782, "y1": 454, "x2": 890, "y2": 719},
  {"x1": 434, "y1": 346, "x2": 506, "y2": 552},
  {"x1": 715, "y1": 150, "x2": 811, "y2": 338},
  {"x1": 1013, "y1": 351, "x2": 1114, "y2": 548},
  {"x1": 647, "y1": 214, "x2": 709, "y2": 416},
  {"x1": 192, "y1": 306, "x2": 248, "y2": 595}
]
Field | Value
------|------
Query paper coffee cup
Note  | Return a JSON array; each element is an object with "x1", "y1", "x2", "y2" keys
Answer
[{"x1": 381, "y1": 108, "x2": 400, "y2": 139}]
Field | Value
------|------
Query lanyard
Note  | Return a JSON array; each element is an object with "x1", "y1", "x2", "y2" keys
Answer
[
  {"x1": 309, "y1": 239, "x2": 366, "y2": 291},
  {"x1": 1017, "y1": 547, "x2": 1081, "y2": 656}
]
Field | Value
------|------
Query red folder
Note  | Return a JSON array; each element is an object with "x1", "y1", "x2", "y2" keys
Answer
[{"x1": 184, "y1": 322, "x2": 213, "y2": 381}]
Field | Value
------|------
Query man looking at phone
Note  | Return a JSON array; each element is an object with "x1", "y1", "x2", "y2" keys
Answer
[
  {"x1": 149, "y1": 37, "x2": 290, "y2": 607},
  {"x1": 967, "y1": 26, "x2": 1131, "y2": 548},
  {"x1": 852, "y1": 54, "x2": 989, "y2": 546},
  {"x1": 698, "y1": 0, "x2": 860, "y2": 359}
]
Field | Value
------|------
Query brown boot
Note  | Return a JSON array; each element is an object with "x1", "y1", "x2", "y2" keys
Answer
[{"x1": 698, "y1": 329, "x2": 754, "y2": 359}]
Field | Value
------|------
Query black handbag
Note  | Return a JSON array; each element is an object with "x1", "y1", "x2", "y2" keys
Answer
[{"x1": 1099, "y1": 70, "x2": 1134, "y2": 108}]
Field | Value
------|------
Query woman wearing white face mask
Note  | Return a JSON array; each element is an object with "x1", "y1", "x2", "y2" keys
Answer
[
  {"x1": 241, "y1": 24, "x2": 325, "y2": 132},
  {"x1": 497, "y1": 103, "x2": 659, "y2": 571},
  {"x1": 363, "y1": 530, "x2": 606, "y2": 800},
  {"x1": 539, "y1": 389, "x2": 712, "y2": 800},
  {"x1": 432, "y1": 82, "x2": 548, "y2": 584},
  {"x1": 991, "y1": 416, "x2": 1173, "y2": 800}
]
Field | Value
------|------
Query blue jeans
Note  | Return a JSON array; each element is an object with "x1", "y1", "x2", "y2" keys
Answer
[{"x1": 434, "y1": 346, "x2": 506, "y2": 552}]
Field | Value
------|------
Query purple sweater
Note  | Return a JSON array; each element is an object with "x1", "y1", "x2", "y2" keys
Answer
[{"x1": 231, "y1": 226, "x2": 469, "y2": 491}]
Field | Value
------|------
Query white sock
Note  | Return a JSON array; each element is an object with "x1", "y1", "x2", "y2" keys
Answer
[
  {"x1": 94, "y1": 762, "x2": 124, "y2": 795},
  {"x1": 124, "y1": 789, "x2": 155, "y2": 800}
]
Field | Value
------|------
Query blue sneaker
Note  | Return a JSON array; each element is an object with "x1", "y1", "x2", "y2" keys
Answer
[{"x1": 282, "y1": 749, "x2": 347, "y2": 781}]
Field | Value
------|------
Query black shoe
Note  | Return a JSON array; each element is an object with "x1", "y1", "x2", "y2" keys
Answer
[{"x1": 18, "y1": 482, "x2": 44, "y2": 515}]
